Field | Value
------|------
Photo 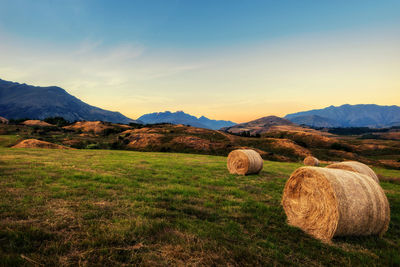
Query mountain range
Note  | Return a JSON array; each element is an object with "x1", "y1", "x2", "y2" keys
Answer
[
  {"x1": 1, "y1": 78, "x2": 399, "y2": 129},
  {"x1": 137, "y1": 111, "x2": 236, "y2": 130},
  {"x1": 285, "y1": 104, "x2": 400, "y2": 128},
  {"x1": 0, "y1": 78, "x2": 134, "y2": 124},
  {"x1": 0, "y1": 78, "x2": 235, "y2": 129}
]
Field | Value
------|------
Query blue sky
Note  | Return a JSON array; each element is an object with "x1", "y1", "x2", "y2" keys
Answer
[
  {"x1": 0, "y1": 0, "x2": 399, "y2": 121},
  {"x1": 2, "y1": 0, "x2": 399, "y2": 47}
]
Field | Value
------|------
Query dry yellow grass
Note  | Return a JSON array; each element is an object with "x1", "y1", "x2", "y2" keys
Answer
[
  {"x1": 12, "y1": 139, "x2": 72, "y2": 149},
  {"x1": 64, "y1": 121, "x2": 129, "y2": 134},
  {"x1": 22, "y1": 120, "x2": 53, "y2": 127},
  {"x1": 172, "y1": 136, "x2": 213, "y2": 151},
  {"x1": 125, "y1": 133, "x2": 163, "y2": 148},
  {"x1": 269, "y1": 138, "x2": 310, "y2": 158}
]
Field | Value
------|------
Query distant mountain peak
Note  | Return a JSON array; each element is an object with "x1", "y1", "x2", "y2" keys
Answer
[
  {"x1": 137, "y1": 111, "x2": 236, "y2": 130},
  {"x1": 285, "y1": 104, "x2": 400, "y2": 128},
  {"x1": 0, "y1": 77, "x2": 136, "y2": 124}
]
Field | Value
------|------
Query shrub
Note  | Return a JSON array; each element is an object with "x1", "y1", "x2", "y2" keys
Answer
[
  {"x1": 330, "y1": 142, "x2": 352, "y2": 152},
  {"x1": 129, "y1": 122, "x2": 144, "y2": 129},
  {"x1": 44, "y1": 117, "x2": 71, "y2": 127},
  {"x1": 86, "y1": 143, "x2": 100, "y2": 149}
]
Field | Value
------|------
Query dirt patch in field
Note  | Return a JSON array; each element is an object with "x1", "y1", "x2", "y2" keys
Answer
[
  {"x1": 48, "y1": 199, "x2": 76, "y2": 221},
  {"x1": 12, "y1": 139, "x2": 72, "y2": 149},
  {"x1": 23, "y1": 120, "x2": 53, "y2": 127},
  {"x1": 155, "y1": 229, "x2": 226, "y2": 266}
]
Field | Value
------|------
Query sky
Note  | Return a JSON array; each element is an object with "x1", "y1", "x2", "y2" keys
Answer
[{"x1": 0, "y1": 0, "x2": 399, "y2": 123}]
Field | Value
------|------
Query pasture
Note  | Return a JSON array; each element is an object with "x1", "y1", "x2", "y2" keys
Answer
[{"x1": 0, "y1": 143, "x2": 399, "y2": 266}]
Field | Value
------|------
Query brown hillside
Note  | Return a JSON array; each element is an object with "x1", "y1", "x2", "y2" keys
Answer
[
  {"x1": 12, "y1": 139, "x2": 72, "y2": 149},
  {"x1": 268, "y1": 125, "x2": 332, "y2": 136},
  {"x1": 172, "y1": 136, "x2": 213, "y2": 151},
  {"x1": 3, "y1": 119, "x2": 397, "y2": 168},
  {"x1": 119, "y1": 125, "x2": 228, "y2": 151},
  {"x1": 265, "y1": 130, "x2": 336, "y2": 148},
  {"x1": 377, "y1": 131, "x2": 400, "y2": 140},
  {"x1": 23, "y1": 120, "x2": 53, "y2": 127},
  {"x1": 117, "y1": 124, "x2": 311, "y2": 161},
  {"x1": 223, "y1": 115, "x2": 294, "y2": 134},
  {"x1": 124, "y1": 133, "x2": 163, "y2": 149},
  {"x1": 269, "y1": 138, "x2": 310, "y2": 158},
  {"x1": 64, "y1": 121, "x2": 130, "y2": 134}
]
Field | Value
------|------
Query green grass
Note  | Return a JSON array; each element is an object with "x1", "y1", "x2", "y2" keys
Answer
[
  {"x1": 0, "y1": 135, "x2": 21, "y2": 147},
  {"x1": 0, "y1": 147, "x2": 399, "y2": 266}
]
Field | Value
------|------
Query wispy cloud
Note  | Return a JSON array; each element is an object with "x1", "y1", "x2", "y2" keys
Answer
[
  {"x1": 0, "y1": 26, "x2": 399, "y2": 122},
  {"x1": 0, "y1": 32, "x2": 201, "y2": 90}
]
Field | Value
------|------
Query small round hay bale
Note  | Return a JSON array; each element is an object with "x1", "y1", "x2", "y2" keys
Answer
[
  {"x1": 282, "y1": 167, "x2": 390, "y2": 242},
  {"x1": 227, "y1": 149, "x2": 263, "y2": 175},
  {"x1": 326, "y1": 161, "x2": 379, "y2": 183},
  {"x1": 303, "y1": 156, "x2": 319, "y2": 166}
]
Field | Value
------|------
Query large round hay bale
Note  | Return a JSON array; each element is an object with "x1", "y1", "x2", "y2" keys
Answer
[
  {"x1": 282, "y1": 167, "x2": 390, "y2": 242},
  {"x1": 303, "y1": 156, "x2": 319, "y2": 166},
  {"x1": 227, "y1": 149, "x2": 263, "y2": 175},
  {"x1": 326, "y1": 161, "x2": 379, "y2": 183}
]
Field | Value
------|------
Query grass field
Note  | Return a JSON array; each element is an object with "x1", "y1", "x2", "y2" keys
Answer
[{"x1": 0, "y1": 142, "x2": 399, "y2": 265}]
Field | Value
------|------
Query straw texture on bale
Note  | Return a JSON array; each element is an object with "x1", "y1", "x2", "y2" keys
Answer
[
  {"x1": 227, "y1": 149, "x2": 263, "y2": 175},
  {"x1": 303, "y1": 156, "x2": 319, "y2": 166},
  {"x1": 282, "y1": 167, "x2": 390, "y2": 242},
  {"x1": 327, "y1": 161, "x2": 379, "y2": 183}
]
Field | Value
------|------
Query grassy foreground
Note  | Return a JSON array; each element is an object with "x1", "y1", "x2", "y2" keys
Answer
[{"x1": 0, "y1": 146, "x2": 399, "y2": 266}]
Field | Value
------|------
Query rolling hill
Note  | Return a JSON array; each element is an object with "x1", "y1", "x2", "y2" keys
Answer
[
  {"x1": 0, "y1": 78, "x2": 135, "y2": 124},
  {"x1": 285, "y1": 104, "x2": 400, "y2": 128},
  {"x1": 222, "y1": 115, "x2": 296, "y2": 134}
]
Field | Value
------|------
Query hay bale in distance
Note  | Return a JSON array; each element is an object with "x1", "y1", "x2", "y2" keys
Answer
[
  {"x1": 326, "y1": 161, "x2": 379, "y2": 183},
  {"x1": 282, "y1": 167, "x2": 390, "y2": 242},
  {"x1": 227, "y1": 149, "x2": 263, "y2": 175},
  {"x1": 303, "y1": 156, "x2": 319, "y2": 166}
]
